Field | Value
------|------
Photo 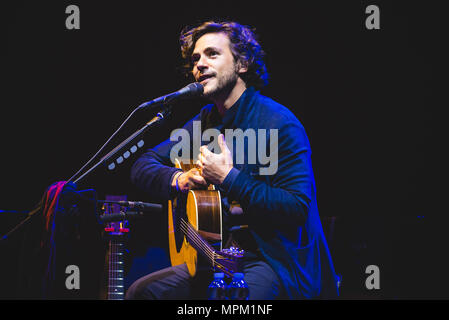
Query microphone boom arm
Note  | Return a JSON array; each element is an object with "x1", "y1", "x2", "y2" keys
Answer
[{"x1": 73, "y1": 105, "x2": 172, "y2": 185}]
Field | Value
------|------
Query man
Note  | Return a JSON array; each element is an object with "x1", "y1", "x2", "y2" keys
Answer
[{"x1": 125, "y1": 21, "x2": 339, "y2": 299}]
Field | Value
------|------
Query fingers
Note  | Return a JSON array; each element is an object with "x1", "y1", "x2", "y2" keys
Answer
[
  {"x1": 186, "y1": 168, "x2": 207, "y2": 186},
  {"x1": 197, "y1": 148, "x2": 209, "y2": 174},
  {"x1": 200, "y1": 135, "x2": 229, "y2": 155},
  {"x1": 190, "y1": 167, "x2": 202, "y2": 175},
  {"x1": 199, "y1": 146, "x2": 210, "y2": 159},
  {"x1": 198, "y1": 152, "x2": 206, "y2": 166},
  {"x1": 191, "y1": 174, "x2": 207, "y2": 186},
  {"x1": 195, "y1": 160, "x2": 203, "y2": 177},
  {"x1": 218, "y1": 134, "x2": 227, "y2": 152}
]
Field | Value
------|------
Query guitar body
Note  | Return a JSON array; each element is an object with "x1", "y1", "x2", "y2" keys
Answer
[{"x1": 168, "y1": 159, "x2": 222, "y2": 277}]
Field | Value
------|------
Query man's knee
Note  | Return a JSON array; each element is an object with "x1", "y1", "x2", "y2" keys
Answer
[
  {"x1": 125, "y1": 264, "x2": 190, "y2": 300},
  {"x1": 244, "y1": 261, "x2": 283, "y2": 299},
  {"x1": 125, "y1": 274, "x2": 160, "y2": 300}
]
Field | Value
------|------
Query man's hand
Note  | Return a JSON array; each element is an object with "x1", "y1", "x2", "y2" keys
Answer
[
  {"x1": 172, "y1": 168, "x2": 208, "y2": 193},
  {"x1": 197, "y1": 134, "x2": 233, "y2": 185}
]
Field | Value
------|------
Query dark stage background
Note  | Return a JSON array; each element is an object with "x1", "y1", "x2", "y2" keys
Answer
[{"x1": 1, "y1": 1, "x2": 445, "y2": 299}]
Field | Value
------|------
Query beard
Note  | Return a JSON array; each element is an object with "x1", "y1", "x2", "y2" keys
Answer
[{"x1": 202, "y1": 64, "x2": 240, "y2": 101}]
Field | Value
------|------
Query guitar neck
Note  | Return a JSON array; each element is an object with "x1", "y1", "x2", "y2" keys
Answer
[
  {"x1": 107, "y1": 235, "x2": 126, "y2": 300},
  {"x1": 102, "y1": 195, "x2": 128, "y2": 300},
  {"x1": 181, "y1": 218, "x2": 242, "y2": 276},
  {"x1": 181, "y1": 218, "x2": 215, "y2": 257}
]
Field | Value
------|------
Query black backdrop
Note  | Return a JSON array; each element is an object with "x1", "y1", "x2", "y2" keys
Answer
[{"x1": 1, "y1": 0, "x2": 445, "y2": 299}]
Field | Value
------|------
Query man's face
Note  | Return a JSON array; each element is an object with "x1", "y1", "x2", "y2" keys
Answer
[{"x1": 191, "y1": 32, "x2": 244, "y2": 98}]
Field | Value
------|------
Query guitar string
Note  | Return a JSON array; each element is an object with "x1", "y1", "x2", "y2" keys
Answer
[
  {"x1": 110, "y1": 239, "x2": 115, "y2": 298},
  {"x1": 179, "y1": 223, "x2": 231, "y2": 273},
  {"x1": 112, "y1": 240, "x2": 115, "y2": 297},
  {"x1": 180, "y1": 219, "x2": 227, "y2": 260},
  {"x1": 179, "y1": 221, "x2": 226, "y2": 267},
  {"x1": 179, "y1": 220, "x2": 215, "y2": 260},
  {"x1": 179, "y1": 218, "x2": 214, "y2": 254},
  {"x1": 111, "y1": 239, "x2": 115, "y2": 298},
  {"x1": 109, "y1": 238, "x2": 124, "y2": 297},
  {"x1": 109, "y1": 209, "x2": 114, "y2": 297},
  {"x1": 107, "y1": 205, "x2": 110, "y2": 296},
  {"x1": 180, "y1": 223, "x2": 230, "y2": 274},
  {"x1": 180, "y1": 218, "x2": 220, "y2": 260},
  {"x1": 179, "y1": 219, "x2": 230, "y2": 272},
  {"x1": 107, "y1": 205, "x2": 123, "y2": 298},
  {"x1": 105, "y1": 203, "x2": 126, "y2": 299},
  {"x1": 107, "y1": 204, "x2": 113, "y2": 298}
]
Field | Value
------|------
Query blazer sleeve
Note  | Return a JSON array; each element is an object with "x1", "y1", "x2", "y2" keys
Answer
[
  {"x1": 130, "y1": 114, "x2": 200, "y2": 203},
  {"x1": 219, "y1": 119, "x2": 313, "y2": 227}
]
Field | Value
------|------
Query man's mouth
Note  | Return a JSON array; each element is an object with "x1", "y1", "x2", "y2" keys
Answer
[{"x1": 198, "y1": 74, "x2": 214, "y2": 83}]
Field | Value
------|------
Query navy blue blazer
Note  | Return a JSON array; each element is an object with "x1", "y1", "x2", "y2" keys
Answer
[{"x1": 131, "y1": 87, "x2": 339, "y2": 298}]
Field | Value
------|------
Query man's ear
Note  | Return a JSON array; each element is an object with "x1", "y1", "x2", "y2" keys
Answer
[{"x1": 236, "y1": 60, "x2": 248, "y2": 74}]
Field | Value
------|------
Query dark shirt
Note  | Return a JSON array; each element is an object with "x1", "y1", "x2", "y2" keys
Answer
[{"x1": 131, "y1": 87, "x2": 339, "y2": 298}]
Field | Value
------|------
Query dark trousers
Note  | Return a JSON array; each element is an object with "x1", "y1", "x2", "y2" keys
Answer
[{"x1": 125, "y1": 259, "x2": 283, "y2": 300}]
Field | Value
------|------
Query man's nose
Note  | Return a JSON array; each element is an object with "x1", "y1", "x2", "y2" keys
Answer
[{"x1": 196, "y1": 56, "x2": 208, "y2": 71}]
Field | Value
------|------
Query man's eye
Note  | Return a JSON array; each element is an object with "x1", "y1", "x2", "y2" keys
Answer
[{"x1": 191, "y1": 55, "x2": 200, "y2": 64}]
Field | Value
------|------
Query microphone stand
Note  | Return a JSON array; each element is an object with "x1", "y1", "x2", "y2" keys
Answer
[
  {"x1": 73, "y1": 104, "x2": 172, "y2": 184},
  {"x1": 0, "y1": 203, "x2": 42, "y2": 241},
  {"x1": 0, "y1": 103, "x2": 173, "y2": 241}
]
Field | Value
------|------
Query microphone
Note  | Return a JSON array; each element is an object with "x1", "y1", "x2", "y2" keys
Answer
[
  {"x1": 99, "y1": 211, "x2": 149, "y2": 222},
  {"x1": 99, "y1": 200, "x2": 163, "y2": 213},
  {"x1": 120, "y1": 201, "x2": 163, "y2": 212},
  {"x1": 139, "y1": 82, "x2": 204, "y2": 110}
]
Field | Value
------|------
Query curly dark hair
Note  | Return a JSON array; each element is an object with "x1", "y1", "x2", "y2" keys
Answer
[{"x1": 179, "y1": 20, "x2": 269, "y2": 89}]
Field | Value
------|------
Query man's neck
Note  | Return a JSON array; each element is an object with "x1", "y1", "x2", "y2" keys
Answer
[{"x1": 213, "y1": 79, "x2": 247, "y2": 117}]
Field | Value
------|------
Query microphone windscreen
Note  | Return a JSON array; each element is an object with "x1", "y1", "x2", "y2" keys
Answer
[{"x1": 187, "y1": 82, "x2": 204, "y2": 96}]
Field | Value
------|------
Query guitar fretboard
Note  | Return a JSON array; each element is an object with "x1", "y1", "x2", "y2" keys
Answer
[
  {"x1": 108, "y1": 235, "x2": 125, "y2": 300},
  {"x1": 180, "y1": 218, "x2": 242, "y2": 276}
]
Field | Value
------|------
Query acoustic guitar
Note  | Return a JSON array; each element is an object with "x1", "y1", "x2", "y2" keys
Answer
[{"x1": 168, "y1": 159, "x2": 244, "y2": 278}]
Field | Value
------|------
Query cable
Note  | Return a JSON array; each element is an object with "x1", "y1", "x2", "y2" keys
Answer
[{"x1": 66, "y1": 103, "x2": 147, "y2": 184}]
